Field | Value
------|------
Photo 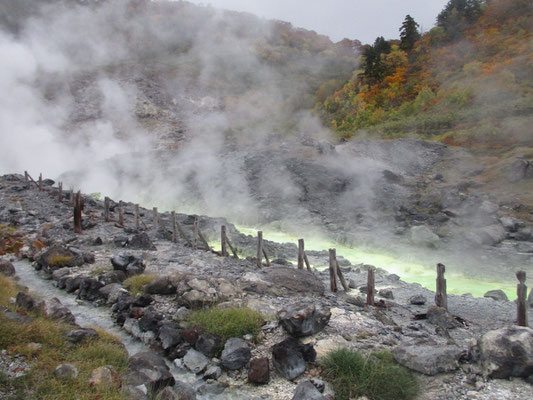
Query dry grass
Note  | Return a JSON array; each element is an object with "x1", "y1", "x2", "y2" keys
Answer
[{"x1": 123, "y1": 274, "x2": 157, "y2": 295}]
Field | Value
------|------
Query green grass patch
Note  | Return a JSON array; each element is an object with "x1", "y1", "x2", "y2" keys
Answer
[
  {"x1": 188, "y1": 307, "x2": 264, "y2": 341},
  {"x1": 321, "y1": 348, "x2": 419, "y2": 400},
  {"x1": 0, "y1": 274, "x2": 129, "y2": 400},
  {"x1": 123, "y1": 274, "x2": 157, "y2": 295},
  {"x1": 47, "y1": 255, "x2": 73, "y2": 268},
  {"x1": 89, "y1": 266, "x2": 112, "y2": 277}
]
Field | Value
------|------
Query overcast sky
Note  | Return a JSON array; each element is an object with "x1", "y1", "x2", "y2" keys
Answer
[{"x1": 185, "y1": 0, "x2": 450, "y2": 44}]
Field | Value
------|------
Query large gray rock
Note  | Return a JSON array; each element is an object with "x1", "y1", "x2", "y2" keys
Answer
[
  {"x1": 507, "y1": 158, "x2": 529, "y2": 182},
  {"x1": 65, "y1": 328, "x2": 99, "y2": 344},
  {"x1": 145, "y1": 276, "x2": 176, "y2": 295},
  {"x1": 243, "y1": 267, "x2": 324, "y2": 296},
  {"x1": 426, "y1": 306, "x2": 460, "y2": 330},
  {"x1": 111, "y1": 253, "x2": 145, "y2": 277},
  {"x1": 248, "y1": 357, "x2": 269, "y2": 384},
  {"x1": 44, "y1": 298, "x2": 75, "y2": 324},
  {"x1": 158, "y1": 323, "x2": 183, "y2": 351},
  {"x1": 195, "y1": 334, "x2": 222, "y2": 358},
  {"x1": 277, "y1": 303, "x2": 331, "y2": 337},
  {"x1": 221, "y1": 338, "x2": 251, "y2": 370},
  {"x1": 409, "y1": 225, "x2": 440, "y2": 248},
  {"x1": 126, "y1": 232, "x2": 156, "y2": 250},
  {"x1": 392, "y1": 340, "x2": 465, "y2": 375},
  {"x1": 292, "y1": 381, "x2": 327, "y2": 400},
  {"x1": 0, "y1": 260, "x2": 15, "y2": 276},
  {"x1": 123, "y1": 352, "x2": 175, "y2": 394},
  {"x1": 477, "y1": 326, "x2": 533, "y2": 379},
  {"x1": 183, "y1": 349, "x2": 210, "y2": 374}
]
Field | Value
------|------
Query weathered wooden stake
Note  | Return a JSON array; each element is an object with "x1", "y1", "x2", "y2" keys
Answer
[
  {"x1": 153, "y1": 207, "x2": 158, "y2": 231},
  {"x1": 221, "y1": 225, "x2": 228, "y2": 256},
  {"x1": 224, "y1": 230, "x2": 239, "y2": 259},
  {"x1": 69, "y1": 190, "x2": 74, "y2": 205},
  {"x1": 329, "y1": 249, "x2": 338, "y2": 292},
  {"x1": 135, "y1": 204, "x2": 140, "y2": 230},
  {"x1": 297, "y1": 239, "x2": 305, "y2": 270},
  {"x1": 197, "y1": 229, "x2": 211, "y2": 251},
  {"x1": 263, "y1": 248, "x2": 271, "y2": 267},
  {"x1": 435, "y1": 263, "x2": 448, "y2": 310},
  {"x1": 58, "y1": 182, "x2": 63, "y2": 202},
  {"x1": 104, "y1": 196, "x2": 110, "y2": 222},
  {"x1": 193, "y1": 216, "x2": 199, "y2": 250},
  {"x1": 73, "y1": 191, "x2": 84, "y2": 234},
  {"x1": 24, "y1": 171, "x2": 28, "y2": 182},
  {"x1": 303, "y1": 252, "x2": 312, "y2": 271},
  {"x1": 171, "y1": 211, "x2": 178, "y2": 242},
  {"x1": 38, "y1": 173, "x2": 42, "y2": 192},
  {"x1": 118, "y1": 201, "x2": 124, "y2": 227},
  {"x1": 517, "y1": 270, "x2": 528, "y2": 327},
  {"x1": 367, "y1": 268, "x2": 375, "y2": 306},
  {"x1": 257, "y1": 231, "x2": 264, "y2": 268},
  {"x1": 336, "y1": 260, "x2": 349, "y2": 291}
]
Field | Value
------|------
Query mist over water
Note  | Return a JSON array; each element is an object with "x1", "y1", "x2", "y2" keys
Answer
[{"x1": 0, "y1": 1, "x2": 530, "y2": 296}]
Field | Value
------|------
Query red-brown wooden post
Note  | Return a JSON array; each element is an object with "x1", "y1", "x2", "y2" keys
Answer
[
  {"x1": 73, "y1": 191, "x2": 84, "y2": 234},
  {"x1": 58, "y1": 182, "x2": 63, "y2": 202},
  {"x1": 221, "y1": 225, "x2": 228, "y2": 256},
  {"x1": 135, "y1": 204, "x2": 140, "y2": 230},
  {"x1": 38, "y1": 173, "x2": 42, "y2": 192},
  {"x1": 517, "y1": 271, "x2": 528, "y2": 327},
  {"x1": 257, "y1": 231, "x2": 264, "y2": 268},
  {"x1": 24, "y1": 171, "x2": 28, "y2": 182},
  {"x1": 329, "y1": 249, "x2": 338, "y2": 292},
  {"x1": 118, "y1": 201, "x2": 124, "y2": 227},
  {"x1": 366, "y1": 268, "x2": 375, "y2": 306},
  {"x1": 193, "y1": 216, "x2": 199, "y2": 250},
  {"x1": 435, "y1": 263, "x2": 448, "y2": 310},
  {"x1": 153, "y1": 207, "x2": 158, "y2": 231},
  {"x1": 104, "y1": 196, "x2": 110, "y2": 222},
  {"x1": 297, "y1": 239, "x2": 304, "y2": 270}
]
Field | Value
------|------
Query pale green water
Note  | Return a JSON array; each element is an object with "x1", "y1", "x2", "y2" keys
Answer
[{"x1": 233, "y1": 226, "x2": 517, "y2": 300}]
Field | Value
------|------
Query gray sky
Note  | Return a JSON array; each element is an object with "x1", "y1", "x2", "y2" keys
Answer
[{"x1": 185, "y1": 0, "x2": 449, "y2": 44}]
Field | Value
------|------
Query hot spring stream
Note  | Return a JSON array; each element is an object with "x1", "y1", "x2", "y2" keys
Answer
[{"x1": 13, "y1": 260, "x2": 250, "y2": 400}]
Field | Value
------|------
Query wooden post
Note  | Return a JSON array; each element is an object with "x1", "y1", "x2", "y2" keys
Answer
[
  {"x1": 38, "y1": 173, "x2": 42, "y2": 192},
  {"x1": 221, "y1": 225, "x2": 228, "y2": 256},
  {"x1": 58, "y1": 182, "x2": 63, "y2": 202},
  {"x1": 329, "y1": 249, "x2": 338, "y2": 292},
  {"x1": 336, "y1": 260, "x2": 349, "y2": 291},
  {"x1": 135, "y1": 204, "x2": 140, "y2": 230},
  {"x1": 197, "y1": 229, "x2": 212, "y2": 251},
  {"x1": 171, "y1": 211, "x2": 178, "y2": 243},
  {"x1": 118, "y1": 201, "x2": 124, "y2": 227},
  {"x1": 303, "y1": 253, "x2": 312, "y2": 272},
  {"x1": 263, "y1": 248, "x2": 271, "y2": 267},
  {"x1": 193, "y1": 216, "x2": 199, "y2": 250},
  {"x1": 24, "y1": 171, "x2": 28, "y2": 182},
  {"x1": 73, "y1": 191, "x2": 84, "y2": 234},
  {"x1": 367, "y1": 268, "x2": 375, "y2": 306},
  {"x1": 517, "y1": 271, "x2": 528, "y2": 327},
  {"x1": 257, "y1": 231, "x2": 263, "y2": 268},
  {"x1": 153, "y1": 207, "x2": 158, "y2": 231},
  {"x1": 297, "y1": 239, "x2": 304, "y2": 270},
  {"x1": 435, "y1": 263, "x2": 448, "y2": 310},
  {"x1": 224, "y1": 232, "x2": 239, "y2": 259},
  {"x1": 69, "y1": 190, "x2": 74, "y2": 206},
  {"x1": 104, "y1": 197, "x2": 110, "y2": 222}
]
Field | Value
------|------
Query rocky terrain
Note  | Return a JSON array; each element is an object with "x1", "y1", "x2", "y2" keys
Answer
[{"x1": 1, "y1": 172, "x2": 533, "y2": 399}]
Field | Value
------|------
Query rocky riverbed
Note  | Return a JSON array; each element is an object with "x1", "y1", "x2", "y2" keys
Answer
[{"x1": 1, "y1": 172, "x2": 533, "y2": 400}]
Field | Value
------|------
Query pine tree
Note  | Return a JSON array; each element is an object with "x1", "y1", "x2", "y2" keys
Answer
[
  {"x1": 399, "y1": 15, "x2": 421, "y2": 52},
  {"x1": 363, "y1": 37, "x2": 392, "y2": 82},
  {"x1": 437, "y1": 0, "x2": 484, "y2": 39}
]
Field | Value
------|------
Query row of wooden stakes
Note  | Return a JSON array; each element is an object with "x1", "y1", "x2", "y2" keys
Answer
[{"x1": 27, "y1": 171, "x2": 529, "y2": 327}]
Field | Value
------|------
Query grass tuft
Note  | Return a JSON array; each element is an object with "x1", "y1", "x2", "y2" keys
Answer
[
  {"x1": 321, "y1": 348, "x2": 419, "y2": 400},
  {"x1": 123, "y1": 274, "x2": 157, "y2": 295},
  {"x1": 47, "y1": 255, "x2": 73, "y2": 268},
  {"x1": 188, "y1": 307, "x2": 264, "y2": 342}
]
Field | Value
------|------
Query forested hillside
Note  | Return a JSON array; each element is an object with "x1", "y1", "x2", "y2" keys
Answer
[{"x1": 317, "y1": 0, "x2": 533, "y2": 148}]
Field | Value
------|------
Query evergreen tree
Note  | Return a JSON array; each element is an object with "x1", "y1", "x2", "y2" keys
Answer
[
  {"x1": 399, "y1": 15, "x2": 421, "y2": 52},
  {"x1": 437, "y1": 0, "x2": 484, "y2": 39},
  {"x1": 363, "y1": 36, "x2": 391, "y2": 82}
]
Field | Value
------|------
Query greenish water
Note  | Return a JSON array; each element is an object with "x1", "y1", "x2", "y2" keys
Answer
[{"x1": 234, "y1": 226, "x2": 517, "y2": 300}]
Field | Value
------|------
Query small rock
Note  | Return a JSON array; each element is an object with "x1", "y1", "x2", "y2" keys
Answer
[
  {"x1": 15, "y1": 292, "x2": 42, "y2": 312},
  {"x1": 53, "y1": 363, "x2": 79, "y2": 379},
  {"x1": 126, "y1": 232, "x2": 156, "y2": 250},
  {"x1": 272, "y1": 337, "x2": 315, "y2": 380},
  {"x1": 195, "y1": 333, "x2": 222, "y2": 358},
  {"x1": 221, "y1": 338, "x2": 251, "y2": 370},
  {"x1": 393, "y1": 340, "x2": 465, "y2": 375},
  {"x1": 426, "y1": 306, "x2": 460, "y2": 329},
  {"x1": 248, "y1": 357, "x2": 270, "y2": 384},
  {"x1": 0, "y1": 260, "x2": 16, "y2": 276},
  {"x1": 483, "y1": 290, "x2": 508, "y2": 302},
  {"x1": 409, "y1": 225, "x2": 439, "y2": 248},
  {"x1": 378, "y1": 289, "x2": 394, "y2": 299},
  {"x1": 89, "y1": 365, "x2": 119, "y2": 388},
  {"x1": 408, "y1": 294, "x2": 426, "y2": 305},
  {"x1": 66, "y1": 328, "x2": 99, "y2": 344},
  {"x1": 183, "y1": 349, "x2": 210, "y2": 374},
  {"x1": 291, "y1": 380, "x2": 327, "y2": 400},
  {"x1": 203, "y1": 365, "x2": 222, "y2": 380},
  {"x1": 145, "y1": 276, "x2": 176, "y2": 295}
]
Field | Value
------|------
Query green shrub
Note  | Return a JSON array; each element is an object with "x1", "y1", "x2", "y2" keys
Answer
[
  {"x1": 188, "y1": 307, "x2": 264, "y2": 341},
  {"x1": 321, "y1": 348, "x2": 419, "y2": 400},
  {"x1": 123, "y1": 274, "x2": 157, "y2": 296}
]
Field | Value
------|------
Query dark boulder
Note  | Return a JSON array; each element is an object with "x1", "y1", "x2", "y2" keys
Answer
[
  {"x1": 195, "y1": 333, "x2": 222, "y2": 358},
  {"x1": 483, "y1": 290, "x2": 509, "y2": 302},
  {"x1": 277, "y1": 303, "x2": 331, "y2": 337},
  {"x1": 111, "y1": 252, "x2": 145, "y2": 277},
  {"x1": 15, "y1": 292, "x2": 42, "y2": 312},
  {"x1": 221, "y1": 338, "x2": 251, "y2": 370},
  {"x1": 138, "y1": 308, "x2": 163, "y2": 333},
  {"x1": 426, "y1": 306, "x2": 460, "y2": 330},
  {"x1": 123, "y1": 352, "x2": 175, "y2": 394},
  {"x1": 145, "y1": 276, "x2": 177, "y2": 295},
  {"x1": 77, "y1": 278, "x2": 105, "y2": 301},
  {"x1": 272, "y1": 337, "x2": 315, "y2": 380},
  {"x1": 66, "y1": 328, "x2": 99, "y2": 344},
  {"x1": 44, "y1": 297, "x2": 75, "y2": 324},
  {"x1": 158, "y1": 323, "x2": 183, "y2": 351},
  {"x1": 0, "y1": 260, "x2": 15, "y2": 276},
  {"x1": 291, "y1": 381, "x2": 327, "y2": 400},
  {"x1": 126, "y1": 232, "x2": 156, "y2": 251}
]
